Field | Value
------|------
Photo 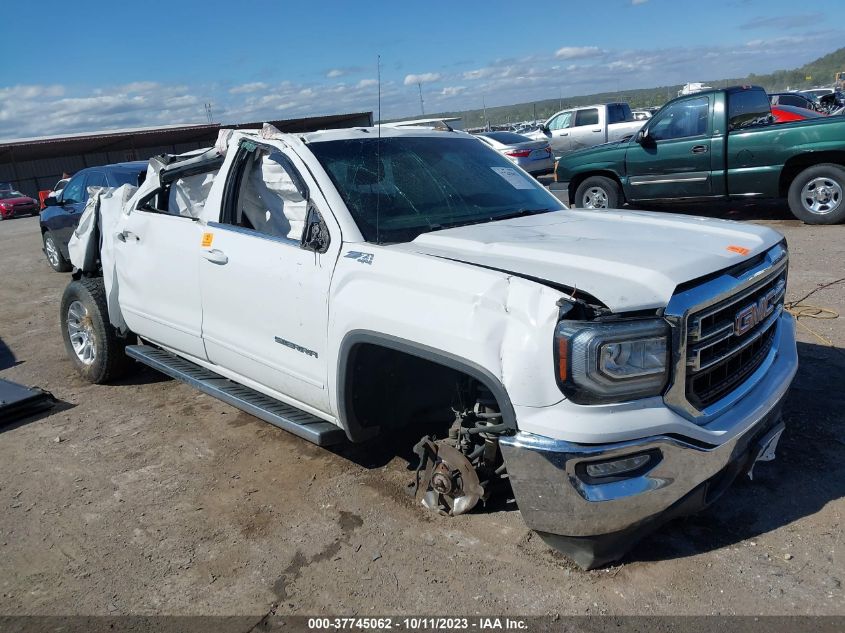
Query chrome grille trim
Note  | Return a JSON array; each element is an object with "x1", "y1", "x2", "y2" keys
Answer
[
  {"x1": 663, "y1": 243, "x2": 788, "y2": 423},
  {"x1": 687, "y1": 274, "x2": 786, "y2": 373},
  {"x1": 689, "y1": 306, "x2": 781, "y2": 372},
  {"x1": 688, "y1": 278, "x2": 786, "y2": 343}
]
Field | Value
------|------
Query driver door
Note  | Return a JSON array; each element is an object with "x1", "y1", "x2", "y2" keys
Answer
[
  {"x1": 546, "y1": 110, "x2": 573, "y2": 155},
  {"x1": 625, "y1": 95, "x2": 713, "y2": 200},
  {"x1": 199, "y1": 141, "x2": 339, "y2": 414}
]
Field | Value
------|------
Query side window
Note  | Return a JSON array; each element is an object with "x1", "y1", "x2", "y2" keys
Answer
[
  {"x1": 607, "y1": 104, "x2": 629, "y2": 124},
  {"x1": 86, "y1": 171, "x2": 107, "y2": 189},
  {"x1": 231, "y1": 145, "x2": 309, "y2": 242},
  {"x1": 648, "y1": 96, "x2": 709, "y2": 141},
  {"x1": 727, "y1": 90, "x2": 771, "y2": 131},
  {"x1": 573, "y1": 108, "x2": 599, "y2": 127},
  {"x1": 548, "y1": 111, "x2": 572, "y2": 131},
  {"x1": 61, "y1": 174, "x2": 86, "y2": 204}
]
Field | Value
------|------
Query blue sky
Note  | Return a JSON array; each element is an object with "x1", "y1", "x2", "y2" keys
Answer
[{"x1": 2, "y1": 0, "x2": 844, "y2": 138}]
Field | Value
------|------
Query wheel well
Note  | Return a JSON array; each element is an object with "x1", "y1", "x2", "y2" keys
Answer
[
  {"x1": 337, "y1": 333, "x2": 515, "y2": 442},
  {"x1": 569, "y1": 171, "x2": 624, "y2": 202},
  {"x1": 779, "y1": 152, "x2": 845, "y2": 197}
]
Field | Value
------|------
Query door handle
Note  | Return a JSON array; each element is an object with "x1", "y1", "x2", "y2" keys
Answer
[
  {"x1": 116, "y1": 230, "x2": 139, "y2": 242},
  {"x1": 691, "y1": 145, "x2": 709, "y2": 154},
  {"x1": 592, "y1": 129, "x2": 602, "y2": 132},
  {"x1": 203, "y1": 249, "x2": 228, "y2": 265}
]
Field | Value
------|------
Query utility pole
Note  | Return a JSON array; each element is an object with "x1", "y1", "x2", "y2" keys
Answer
[
  {"x1": 533, "y1": 102, "x2": 537, "y2": 122},
  {"x1": 204, "y1": 103, "x2": 213, "y2": 123},
  {"x1": 482, "y1": 95, "x2": 488, "y2": 130},
  {"x1": 417, "y1": 83, "x2": 425, "y2": 116},
  {"x1": 559, "y1": 87, "x2": 562, "y2": 112}
]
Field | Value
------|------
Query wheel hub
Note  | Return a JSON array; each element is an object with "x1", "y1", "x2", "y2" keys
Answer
[
  {"x1": 430, "y1": 465, "x2": 455, "y2": 495},
  {"x1": 413, "y1": 437, "x2": 484, "y2": 516}
]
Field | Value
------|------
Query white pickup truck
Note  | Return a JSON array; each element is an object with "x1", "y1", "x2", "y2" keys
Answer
[
  {"x1": 526, "y1": 103, "x2": 643, "y2": 157},
  {"x1": 60, "y1": 124, "x2": 797, "y2": 568}
]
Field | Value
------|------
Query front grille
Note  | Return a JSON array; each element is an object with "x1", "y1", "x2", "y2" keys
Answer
[{"x1": 684, "y1": 269, "x2": 786, "y2": 410}]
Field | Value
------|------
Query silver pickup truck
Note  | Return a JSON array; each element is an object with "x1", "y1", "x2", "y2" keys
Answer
[{"x1": 527, "y1": 103, "x2": 643, "y2": 157}]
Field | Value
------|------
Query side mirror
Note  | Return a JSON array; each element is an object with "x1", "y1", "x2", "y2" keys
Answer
[
  {"x1": 540, "y1": 124, "x2": 550, "y2": 134},
  {"x1": 300, "y1": 205, "x2": 330, "y2": 254},
  {"x1": 636, "y1": 129, "x2": 654, "y2": 146},
  {"x1": 43, "y1": 195, "x2": 60, "y2": 207}
]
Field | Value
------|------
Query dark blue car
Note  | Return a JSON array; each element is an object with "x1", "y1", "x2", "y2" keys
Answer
[{"x1": 40, "y1": 161, "x2": 147, "y2": 271}]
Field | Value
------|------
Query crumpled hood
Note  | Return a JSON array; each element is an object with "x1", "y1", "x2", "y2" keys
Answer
[{"x1": 394, "y1": 209, "x2": 783, "y2": 312}]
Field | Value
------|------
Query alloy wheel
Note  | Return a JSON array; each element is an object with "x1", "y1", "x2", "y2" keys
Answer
[
  {"x1": 801, "y1": 177, "x2": 842, "y2": 215},
  {"x1": 582, "y1": 187, "x2": 609, "y2": 209},
  {"x1": 45, "y1": 236, "x2": 60, "y2": 268},
  {"x1": 67, "y1": 300, "x2": 97, "y2": 365}
]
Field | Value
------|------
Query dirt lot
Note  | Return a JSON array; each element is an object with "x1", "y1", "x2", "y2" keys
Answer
[{"x1": 0, "y1": 204, "x2": 843, "y2": 617}]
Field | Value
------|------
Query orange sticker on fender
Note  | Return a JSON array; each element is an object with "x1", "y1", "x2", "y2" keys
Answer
[
  {"x1": 201, "y1": 232, "x2": 214, "y2": 247},
  {"x1": 727, "y1": 245, "x2": 750, "y2": 256}
]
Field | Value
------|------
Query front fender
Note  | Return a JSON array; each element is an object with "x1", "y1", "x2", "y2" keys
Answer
[
  {"x1": 556, "y1": 149, "x2": 627, "y2": 195},
  {"x1": 326, "y1": 245, "x2": 568, "y2": 430}
]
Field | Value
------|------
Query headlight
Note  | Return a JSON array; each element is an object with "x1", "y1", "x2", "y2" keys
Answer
[{"x1": 555, "y1": 319, "x2": 670, "y2": 404}]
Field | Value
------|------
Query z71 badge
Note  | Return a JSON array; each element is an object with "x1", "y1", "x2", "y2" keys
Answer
[{"x1": 344, "y1": 251, "x2": 374, "y2": 265}]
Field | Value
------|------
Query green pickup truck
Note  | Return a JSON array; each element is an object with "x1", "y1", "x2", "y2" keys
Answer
[{"x1": 554, "y1": 85, "x2": 845, "y2": 224}]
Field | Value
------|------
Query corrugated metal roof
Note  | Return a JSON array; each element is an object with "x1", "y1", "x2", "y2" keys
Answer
[{"x1": 0, "y1": 112, "x2": 373, "y2": 162}]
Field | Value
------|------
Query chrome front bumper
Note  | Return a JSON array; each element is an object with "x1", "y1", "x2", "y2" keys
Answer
[{"x1": 500, "y1": 313, "x2": 798, "y2": 568}]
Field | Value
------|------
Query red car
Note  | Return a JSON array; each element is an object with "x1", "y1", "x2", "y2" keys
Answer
[
  {"x1": 771, "y1": 104, "x2": 824, "y2": 123},
  {"x1": 0, "y1": 188, "x2": 39, "y2": 220}
]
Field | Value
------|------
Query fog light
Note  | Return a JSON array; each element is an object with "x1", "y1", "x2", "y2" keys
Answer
[{"x1": 585, "y1": 453, "x2": 652, "y2": 479}]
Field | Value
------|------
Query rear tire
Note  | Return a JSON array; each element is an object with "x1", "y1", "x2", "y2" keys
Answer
[
  {"x1": 60, "y1": 278, "x2": 135, "y2": 384},
  {"x1": 787, "y1": 163, "x2": 845, "y2": 224},
  {"x1": 43, "y1": 231, "x2": 72, "y2": 272},
  {"x1": 574, "y1": 176, "x2": 622, "y2": 209}
]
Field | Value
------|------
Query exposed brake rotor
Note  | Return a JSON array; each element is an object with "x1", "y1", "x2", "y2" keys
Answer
[{"x1": 413, "y1": 437, "x2": 485, "y2": 516}]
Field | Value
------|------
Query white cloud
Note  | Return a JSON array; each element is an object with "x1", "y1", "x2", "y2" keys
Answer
[
  {"x1": 403, "y1": 73, "x2": 442, "y2": 86},
  {"x1": 229, "y1": 82, "x2": 268, "y2": 94},
  {"x1": 555, "y1": 46, "x2": 602, "y2": 59},
  {"x1": 2, "y1": 27, "x2": 843, "y2": 141},
  {"x1": 632, "y1": 0, "x2": 649, "y2": 5},
  {"x1": 463, "y1": 68, "x2": 494, "y2": 81},
  {"x1": 326, "y1": 69, "x2": 345, "y2": 78},
  {"x1": 0, "y1": 84, "x2": 64, "y2": 100},
  {"x1": 121, "y1": 81, "x2": 159, "y2": 93}
]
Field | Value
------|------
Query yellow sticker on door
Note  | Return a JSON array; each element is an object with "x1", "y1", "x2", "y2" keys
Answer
[{"x1": 201, "y1": 232, "x2": 214, "y2": 247}]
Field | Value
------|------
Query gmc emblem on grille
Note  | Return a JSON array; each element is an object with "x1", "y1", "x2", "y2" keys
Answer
[{"x1": 734, "y1": 284, "x2": 782, "y2": 336}]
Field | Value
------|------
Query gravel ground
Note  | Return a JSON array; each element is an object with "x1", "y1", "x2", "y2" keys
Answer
[{"x1": 0, "y1": 205, "x2": 842, "y2": 617}]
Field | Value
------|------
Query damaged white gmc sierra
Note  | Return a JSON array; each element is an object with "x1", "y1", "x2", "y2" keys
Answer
[{"x1": 60, "y1": 124, "x2": 797, "y2": 568}]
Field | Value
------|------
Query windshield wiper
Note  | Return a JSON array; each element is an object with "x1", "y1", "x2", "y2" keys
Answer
[{"x1": 492, "y1": 207, "x2": 552, "y2": 221}]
